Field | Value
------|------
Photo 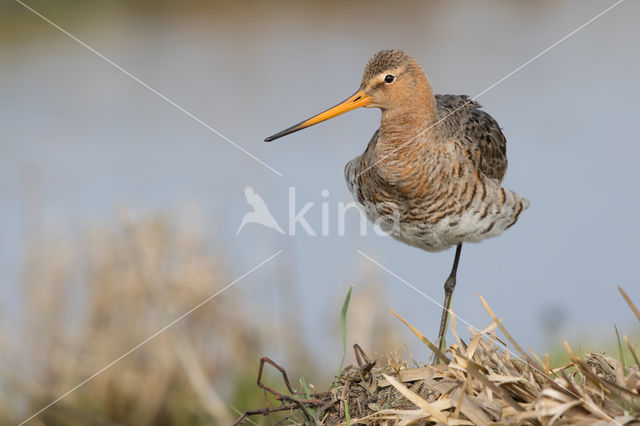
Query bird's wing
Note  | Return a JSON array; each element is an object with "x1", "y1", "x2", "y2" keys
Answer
[
  {"x1": 244, "y1": 186, "x2": 270, "y2": 212},
  {"x1": 435, "y1": 94, "x2": 508, "y2": 181}
]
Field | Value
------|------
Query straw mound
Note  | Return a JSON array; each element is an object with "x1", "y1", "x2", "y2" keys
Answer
[
  {"x1": 317, "y1": 334, "x2": 640, "y2": 425},
  {"x1": 235, "y1": 290, "x2": 640, "y2": 425}
]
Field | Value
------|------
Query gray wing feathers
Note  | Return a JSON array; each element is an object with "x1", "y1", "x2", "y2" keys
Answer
[{"x1": 435, "y1": 94, "x2": 508, "y2": 181}]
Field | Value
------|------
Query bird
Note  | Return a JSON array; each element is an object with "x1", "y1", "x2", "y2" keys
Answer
[
  {"x1": 264, "y1": 49, "x2": 529, "y2": 354},
  {"x1": 236, "y1": 186, "x2": 285, "y2": 235}
]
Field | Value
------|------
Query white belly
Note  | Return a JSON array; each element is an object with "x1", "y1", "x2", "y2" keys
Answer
[
  {"x1": 358, "y1": 198, "x2": 527, "y2": 252},
  {"x1": 345, "y1": 159, "x2": 529, "y2": 252}
]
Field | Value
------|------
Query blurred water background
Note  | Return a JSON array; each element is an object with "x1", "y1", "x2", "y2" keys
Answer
[{"x1": 2, "y1": 0, "x2": 640, "y2": 423}]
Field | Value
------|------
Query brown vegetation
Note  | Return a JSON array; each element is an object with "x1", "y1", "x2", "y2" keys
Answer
[
  {"x1": 236, "y1": 292, "x2": 640, "y2": 425},
  {"x1": 0, "y1": 213, "x2": 311, "y2": 425}
]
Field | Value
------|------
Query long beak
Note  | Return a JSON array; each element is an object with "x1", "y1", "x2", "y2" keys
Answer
[{"x1": 265, "y1": 90, "x2": 371, "y2": 142}]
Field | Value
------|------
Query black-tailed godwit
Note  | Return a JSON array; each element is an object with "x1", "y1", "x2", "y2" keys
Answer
[{"x1": 265, "y1": 49, "x2": 529, "y2": 353}]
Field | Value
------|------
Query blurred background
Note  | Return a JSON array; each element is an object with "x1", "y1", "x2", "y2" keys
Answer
[{"x1": 2, "y1": 0, "x2": 639, "y2": 424}]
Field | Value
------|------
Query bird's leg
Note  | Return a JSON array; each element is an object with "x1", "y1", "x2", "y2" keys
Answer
[{"x1": 436, "y1": 243, "x2": 462, "y2": 356}]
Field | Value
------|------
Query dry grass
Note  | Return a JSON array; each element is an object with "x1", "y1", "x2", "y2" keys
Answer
[
  {"x1": 238, "y1": 294, "x2": 640, "y2": 425},
  {"x1": 3, "y1": 211, "x2": 639, "y2": 425},
  {"x1": 5, "y1": 213, "x2": 242, "y2": 424},
  {"x1": 0, "y1": 212, "x2": 316, "y2": 425},
  {"x1": 0, "y1": 209, "x2": 409, "y2": 425}
]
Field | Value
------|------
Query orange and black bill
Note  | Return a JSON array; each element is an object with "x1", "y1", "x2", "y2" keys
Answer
[{"x1": 264, "y1": 90, "x2": 371, "y2": 142}]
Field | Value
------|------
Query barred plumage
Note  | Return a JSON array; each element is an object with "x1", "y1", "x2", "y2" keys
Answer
[
  {"x1": 265, "y1": 49, "x2": 529, "y2": 354},
  {"x1": 342, "y1": 52, "x2": 528, "y2": 253},
  {"x1": 345, "y1": 123, "x2": 529, "y2": 252}
]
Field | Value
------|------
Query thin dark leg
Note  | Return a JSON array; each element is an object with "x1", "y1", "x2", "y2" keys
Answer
[{"x1": 436, "y1": 243, "x2": 462, "y2": 355}]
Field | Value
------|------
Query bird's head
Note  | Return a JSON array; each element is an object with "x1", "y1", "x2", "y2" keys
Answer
[
  {"x1": 358, "y1": 49, "x2": 429, "y2": 111},
  {"x1": 265, "y1": 49, "x2": 431, "y2": 142}
]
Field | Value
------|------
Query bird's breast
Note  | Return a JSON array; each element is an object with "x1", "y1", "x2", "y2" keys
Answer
[{"x1": 344, "y1": 144, "x2": 529, "y2": 252}]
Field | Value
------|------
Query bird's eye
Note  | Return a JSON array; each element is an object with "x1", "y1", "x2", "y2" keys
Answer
[{"x1": 384, "y1": 74, "x2": 395, "y2": 84}]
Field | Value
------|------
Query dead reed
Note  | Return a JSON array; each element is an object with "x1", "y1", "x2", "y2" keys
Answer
[
  {"x1": 0, "y1": 213, "x2": 315, "y2": 425},
  {"x1": 236, "y1": 289, "x2": 640, "y2": 425}
]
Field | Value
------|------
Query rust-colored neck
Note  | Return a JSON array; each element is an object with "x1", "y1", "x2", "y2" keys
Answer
[{"x1": 378, "y1": 73, "x2": 438, "y2": 145}]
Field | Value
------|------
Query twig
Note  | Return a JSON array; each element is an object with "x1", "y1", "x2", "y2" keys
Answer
[
  {"x1": 233, "y1": 357, "x2": 324, "y2": 425},
  {"x1": 354, "y1": 344, "x2": 376, "y2": 377},
  {"x1": 314, "y1": 399, "x2": 338, "y2": 423},
  {"x1": 232, "y1": 404, "x2": 300, "y2": 426},
  {"x1": 354, "y1": 344, "x2": 369, "y2": 367}
]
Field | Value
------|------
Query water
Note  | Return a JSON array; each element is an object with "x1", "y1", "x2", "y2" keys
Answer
[{"x1": 2, "y1": 0, "x2": 639, "y2": 365}]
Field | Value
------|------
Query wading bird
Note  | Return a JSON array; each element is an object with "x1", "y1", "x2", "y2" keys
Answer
[{"x1": 265, "y1": 50, "x2": 528, "y2": 353}]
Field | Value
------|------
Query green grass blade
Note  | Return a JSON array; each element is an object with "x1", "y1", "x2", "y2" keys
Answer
[
  {"x1": 335, "y1": 285, "x2": 353, "y2": 385},
  {"x1": 344, "y1": 400, "x2": 351, "y2": 426},
  {"x1": 299, "y1": 377, "x2": 312, "y2": 399},
  {"x1": 614, "y1": 324, "x2": 626, "y2": 372},
  {"x1": 297, "y1": 377, "x2": 316, "y2": 420}
]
